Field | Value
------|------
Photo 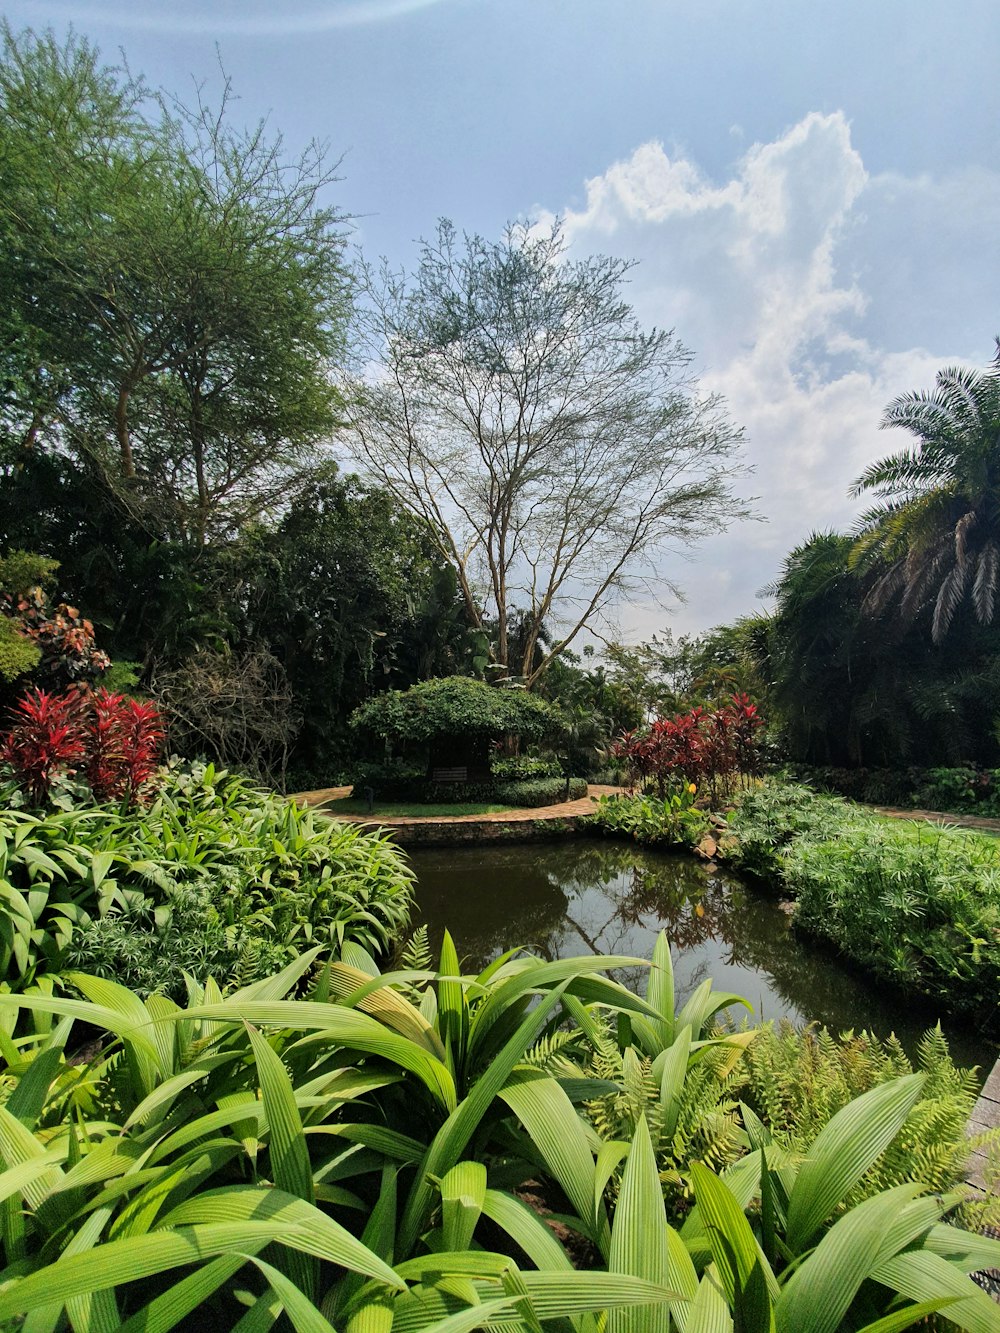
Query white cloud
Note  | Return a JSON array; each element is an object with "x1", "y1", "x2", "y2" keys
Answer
[{"x1": 550, "y1": 112, "x2": 1000, "y2": 638}]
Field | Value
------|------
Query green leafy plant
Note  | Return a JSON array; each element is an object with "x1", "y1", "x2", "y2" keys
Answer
[
  {"x1": 0, "y1": 761, "x2": 414, "y2": 998},
  {"x1": 585, "y1": 789, "x2": 711, "y2": 850},
  {"x1": 0, "y1": 937, "x2": 996, "y2": 1328}
]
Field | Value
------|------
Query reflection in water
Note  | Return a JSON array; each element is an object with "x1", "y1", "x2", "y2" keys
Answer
[{"x1": 409, "y1": 841, "x2": 995, "y2": 1069}]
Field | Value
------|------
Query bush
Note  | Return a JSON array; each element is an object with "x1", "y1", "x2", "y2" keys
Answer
[
  {"x1": 0, "y1": 760, "x2": 413, "y2": 999},
  {"x1": 728, "y1": 779, "x2": 1000, "y2": 1022},
  {"x1": 584, "y1": 788, "x2": 710, "y2": 849},
  {"x1": 491, "y1": 753, "x2": 562, "y2": 781},
  {"x1": 0, "y1": 938, "x2": 995, "y2": 1328},
  {"x1": 498, "y1": 775, "x2": 587, "y2": 806}
]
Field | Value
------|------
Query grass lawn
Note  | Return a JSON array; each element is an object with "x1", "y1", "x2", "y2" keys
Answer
[{"x1": 323, "y1": 798, "x2": 519, "y2": 817}]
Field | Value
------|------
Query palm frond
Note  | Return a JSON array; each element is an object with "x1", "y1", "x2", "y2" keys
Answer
[
  {"x1": 972, "y1": 540, "x2": 1000, "y2": 624},
  {"x1": 931, "y1": 557, "x2": 970, "y2": 643}
]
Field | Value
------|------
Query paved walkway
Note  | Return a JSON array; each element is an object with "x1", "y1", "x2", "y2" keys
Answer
[
  {"x1": 293, "y1": 783, "x2": 621, "y2": 824},
  {"x1": 873, "y1": 804, "x2": 1000, "y2": 833}
]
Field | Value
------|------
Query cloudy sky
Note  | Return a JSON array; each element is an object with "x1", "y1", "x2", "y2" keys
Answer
[{"x1": 8, "y1": 0, "x2": 999, "y2": 639}]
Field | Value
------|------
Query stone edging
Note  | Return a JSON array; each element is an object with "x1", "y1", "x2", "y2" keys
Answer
[{"x1": 967, "y1": 1057, "x2": 1000, "y2": 1193}]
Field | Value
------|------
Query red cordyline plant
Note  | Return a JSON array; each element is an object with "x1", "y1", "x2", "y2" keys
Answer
[
  {"x1": 1, "y1": 686, "x2": 165, "y2": 807},
  {"x1": 0, "y1": 689, "x2": 86, "y2": 806},
  {"x1": 612, "y1": 693, "x2": 763, "y2": 801}
]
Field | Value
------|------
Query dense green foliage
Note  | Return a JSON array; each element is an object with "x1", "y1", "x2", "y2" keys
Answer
[
  {"x1": 585, "y1": 790, "x2": 711, "y2": 851},
  {"x1": 351, "y1": 676, "x2": 563, "y2": 747},
  {"x1": 728, "y1": 781, "x2": 1000, "y2": 1023},
  {"x1": 0, "y1": 761, "x2": 413, "y2": 999},
  {"x1": 0, "y1": 935, "x2": 995, "y2": 1329}
]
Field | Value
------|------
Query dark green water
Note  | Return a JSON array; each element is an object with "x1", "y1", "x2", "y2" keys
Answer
[{"x1": 408, "y1": 840, "x2": 994, "y2": 1070}]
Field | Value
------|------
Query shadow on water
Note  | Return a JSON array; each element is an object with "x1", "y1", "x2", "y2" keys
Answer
[{"x1": 408, "y1": 840, "x2": 994, "y2": 1069}]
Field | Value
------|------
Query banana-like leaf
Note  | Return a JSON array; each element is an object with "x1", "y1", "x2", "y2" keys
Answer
[
  {"x1": 243, "y1": 1254, "x2": 337, "y2": 1333},
  {"x1": 439, "y1": 1160, "x2": 487, "y2": 1252},
  {"x1": 116, "y1": 1255, "x2": 246, "y2": 1333},
  {"x1": 160, "y1": 1187, "x2": 405, "y2": 1289},
  {"x1": 872, "y1": 1251, "x2": 1000, "y2": 1333},
  {"x1": 775, "y1": 1184, "x2": 925, "y2": 1333},
  {"x1": 437, "y1": 930, "x2": 469, "y2": 1075},
  {"x1": 247, "y1": 1025, "x2": 317, "y2": 1300},
  {"x1": 481, "y1": 1188, "x2": 574, "y2": 1274},
  {"x1": 499, "y1": 1068, "x2": 605, "y2": 1251},
  {"x1": 784, "y1": 1073, "x2": 925, "y2": 1252},
  {"x1": 645, "y1": 932, "x2": 674, "y2": 1048},
  {"x1": 397, "y1": 982, "x2": 571, "y2": 1258},
  {"x1": 175, "y1": 1001, "x2": 457, "y2": 1112},
  {"x1": 608, "y1": 1116, "x2": 671, "y2": 1333},
  {"x1": 324, "y1": 963, "x2": 446, "y2": 1060},
  {"x1": 689, "y1": 1161, "x2": 779, "y2": 1313}
]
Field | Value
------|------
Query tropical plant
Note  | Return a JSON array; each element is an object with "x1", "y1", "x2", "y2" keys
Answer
[
  {"x1": 852, "y1": 358, "x2": 1000, "y2": 643},
  {"x1": 612, "y1": 695, "x2": 763, "y2": 801},
  {"x1": 727, "y1": 780, "x2": 1000, "y2": 1023},
  {"x1": 0, "y1": 939, "x2": 996, "y2": 1328},
  {"x1": 585, "y1": 790, "x2": 711, "y2": 851},
  {"x1": 0, "y1": 761, "x2": 414, "y2": 997},
  {"x1": 1, "y1": 685, "x2": 164, "y2": 806}
]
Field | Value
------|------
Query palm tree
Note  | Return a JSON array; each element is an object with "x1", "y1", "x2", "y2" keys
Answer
[{"x1": 850, "y1": 358, "x2": 1000, "y2": 642}]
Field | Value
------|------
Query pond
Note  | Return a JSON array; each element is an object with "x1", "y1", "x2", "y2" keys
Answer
[{"x1": 408, "y1": 839, "x2": 993, "y2": 1070}]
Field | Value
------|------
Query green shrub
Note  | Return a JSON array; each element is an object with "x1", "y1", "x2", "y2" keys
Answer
[
  {"x1": 725, "y1": 779, "x2": 868, "y2": 880},
  {"x1": 491, "y1": 753, "x2": 563, "y2": 781},
  {"x1": 0, "y1": 760, "x2": 413, "y2": 999},
  {"x1": 498, "y1": 775, "x2": 587, "y2": 806},
  {"x1": 728, "y1": 779, "x2": 1000, "y2": 1022},
  {"x1": 0, "y1": 939, "x2": 996, "y2": 1329},
  {"x1": 585, "y1": 789, "x2": 711, "y2": 849}
]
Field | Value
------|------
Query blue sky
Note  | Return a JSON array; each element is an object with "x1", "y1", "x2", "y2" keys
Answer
[{"x1": 6, "y1": 0, "x2": 1000, "y2": 639}]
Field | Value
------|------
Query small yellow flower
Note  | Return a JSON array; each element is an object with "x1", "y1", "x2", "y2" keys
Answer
[{"x1": 688, "y1": 783, "x2": 697, "y2": 794}]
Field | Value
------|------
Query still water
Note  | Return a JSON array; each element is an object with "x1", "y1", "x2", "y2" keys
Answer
[{"x1": 408, "y1": 840, "x2": 993, "y2": 1070}]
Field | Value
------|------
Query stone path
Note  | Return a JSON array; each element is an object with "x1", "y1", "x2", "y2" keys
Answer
[
  {"x1": 873, "y1": 804, "x2": 1000, "y2": 833},
  {"x1": 293, "y1": 784, "x2": 621, "y2": 824}
]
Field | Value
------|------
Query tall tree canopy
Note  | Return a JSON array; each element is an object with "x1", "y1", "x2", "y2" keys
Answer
[
  {"x1": 348, "y1": 219, "x2": 752, "y2": 685},
  {"x1": 0, "y1": 25, "x2": 350, "y2": 545},
  {"x1": 851, "y1": 357, "x2": 1000, "y2": 643}
]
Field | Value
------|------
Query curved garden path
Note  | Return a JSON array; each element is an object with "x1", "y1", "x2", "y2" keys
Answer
[{"x1": 293, "y1": 783, "x2": 621, "y2": 825}]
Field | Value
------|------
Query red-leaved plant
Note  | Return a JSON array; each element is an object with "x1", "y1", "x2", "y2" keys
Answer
[
  {"x1": 1, "y1": 686, "x2": 164, "y2": 807},
  {"x1": 0, "y1": 689, "x2": 86, "y2": 806},
  {"x1": 612, "y1": 693, "x2": 764, "y2": 801}
]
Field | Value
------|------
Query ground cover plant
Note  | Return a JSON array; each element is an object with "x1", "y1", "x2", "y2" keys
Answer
[
  {"x1": 584, "y1": 788, "x2": 712, "y2": 851},
  {"x1": 0, "y1": 934, "x2": 996, "y2": 1329},
  {"x1": 727, "y1": 781, "x2": 1000, "y2": 1025},
  {"x1": 0, "y1": 760, "x2": 413, "y2": 999}
]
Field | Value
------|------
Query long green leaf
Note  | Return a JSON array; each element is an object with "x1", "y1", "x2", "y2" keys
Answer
[
  {"x1": 784, "y1": 1073, "x2": 925, "y2": 1252},
  {"x1": 438, "y1": 1160, "x2": 487, "y2": 1253},
  {"x1": 775, "y1": 1184, "x2": 924, "y2": 1333},
  {"x1": 608, "y1": 1116, "x2": 670, "y2": 1333},
  {"x1": 247, "y1": 1025, "x2": 317, "y2": 1300}
]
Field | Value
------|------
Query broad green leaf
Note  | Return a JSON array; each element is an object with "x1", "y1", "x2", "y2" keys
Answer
[
  {"x1": 608, "y1": 1116, "x2": 670, "y2": 1333},
  {"x1": 784, "y1": 1073, "x2": 925, "y2": 1252},
  {"x1": 646, "y1": 931, "x2": 674, "y2": 1047},
  {"x1": 775, "y1": 1184, "x2": 924, "y2": 1333},
  {"x1": 177, "y1": 1001, "x2": 457, "y2": 1112},
  {"x1": 689, "y1": 1161, "x2": 778, "y2": 1312},
  {"x1": 437, "y1": 930, "x2": 468, "y2": 1073},
  {"x1": 481, "y1": 1188, "x2": 573, "y2": 1273},
  {"x1": 499, "y1": 1067, "x2": 603, "y2": 1249},
  {"x1": 243, "y1": 1254, "x2": 337, "y2": 1333},
  {"x1": 872, "y1": 1251, "x2": 1000, "y2": 1333},
  {"x1": 439, "y1": 1160, "x2": 487, "y2": 1253},
  {"x1": 397, "y1": 981, "x2": 571, "y2": 1257},
  {"x1": 117, "y1": 1255, "x2": 246, "y2": 1333}
]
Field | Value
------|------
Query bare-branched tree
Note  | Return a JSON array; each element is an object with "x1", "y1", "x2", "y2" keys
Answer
[{"x1": 347, "y1": 219, "x2": 753, "y2": 686}]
